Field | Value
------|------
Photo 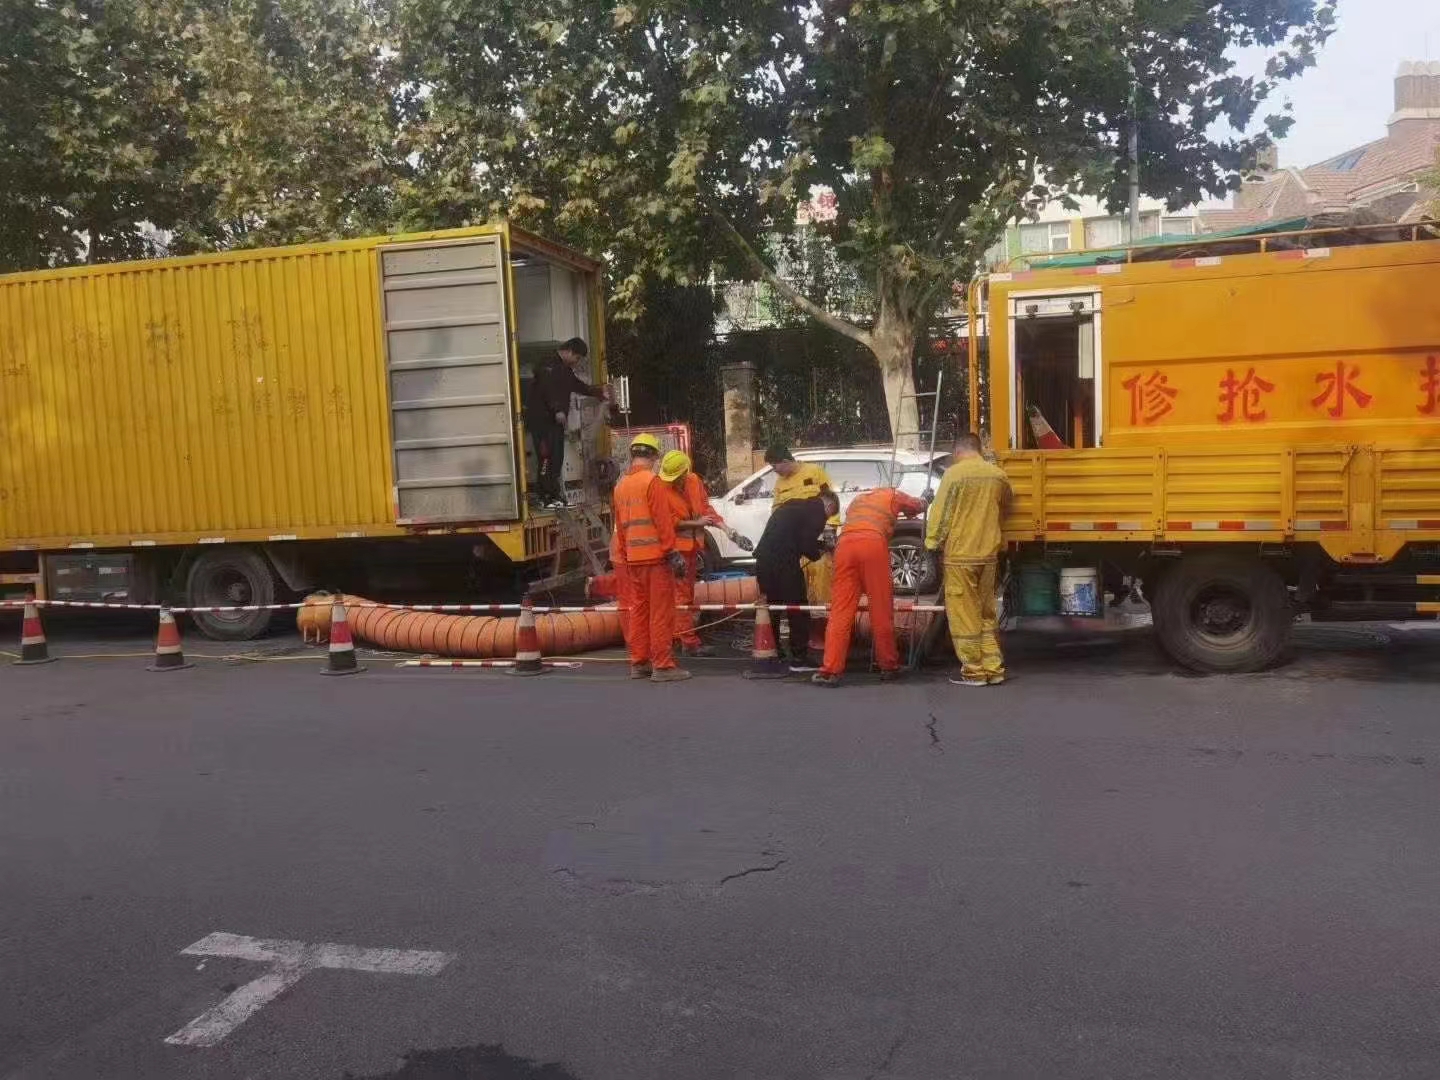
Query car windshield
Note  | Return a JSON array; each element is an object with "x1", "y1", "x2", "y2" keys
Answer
[{"x1": 888, "y1": 461, "x2": 945, "y2": 495}]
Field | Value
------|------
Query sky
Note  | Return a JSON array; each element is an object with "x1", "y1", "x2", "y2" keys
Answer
[{"x1": 1248, "y1": 0, "x2": 1440, "y2": 169}]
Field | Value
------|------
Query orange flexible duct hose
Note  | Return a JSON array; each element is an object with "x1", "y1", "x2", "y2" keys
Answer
[
  {"x1": 339, "y1": 575, "x2": 931, "y2": 658},
  {"x1": 340, "y1": 578, "x2": 760, "y2": 658}
]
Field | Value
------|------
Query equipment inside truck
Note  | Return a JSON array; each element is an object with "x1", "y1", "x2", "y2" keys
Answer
[
  {"x1": 512, "y1": 254, "x2": 605, "y2": 502},
  {"x1": 1010, "y1": 292, "x2": 1099, "y2": 450}
]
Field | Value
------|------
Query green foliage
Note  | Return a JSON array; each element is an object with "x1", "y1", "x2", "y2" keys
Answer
[
  {"x1": 167, "y1": 0, "x2": 410, "y2": 251},
  {"x1": 399, "y1": 0, "x2": 1335, "y2": 436},
  {"x1": 0, "y1": 0, "x2": 199, "y2": 270}
]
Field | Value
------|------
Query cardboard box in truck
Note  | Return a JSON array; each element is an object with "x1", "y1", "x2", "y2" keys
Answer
[{"x1": 0, "y1": 224, "x2": 612, "y2": 637}]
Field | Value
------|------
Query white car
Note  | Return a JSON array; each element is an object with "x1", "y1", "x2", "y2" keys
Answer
[{"x1": 705, "y1": 448, "x2": 947, "y2": 594}]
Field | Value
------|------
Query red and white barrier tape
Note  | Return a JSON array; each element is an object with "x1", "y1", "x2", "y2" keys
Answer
[{"x1": 0, "y1": 598, "x2": 946, "y2": 615}]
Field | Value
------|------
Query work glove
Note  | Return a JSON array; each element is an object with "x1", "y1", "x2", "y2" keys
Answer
[
  {"x1": 727, "y1": 528, "x2": 755, "y2": 553},
  {"x1": 668, "y1": 551, "x2": 686, "y2": 580},
  {"x1": 923, "y1": 490, "x2": 936, "y2": 505}
]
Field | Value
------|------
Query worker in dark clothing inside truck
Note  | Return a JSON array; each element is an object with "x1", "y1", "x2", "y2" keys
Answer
[
  {"x1": 754, "y1": 491, "x2": 841, "y2": 668},
  {"x1": 525, "y1": 337, "x2": 609, "y2": 508}
]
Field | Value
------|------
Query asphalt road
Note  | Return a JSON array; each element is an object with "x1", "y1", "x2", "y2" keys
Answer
[{"x1": 5, "y1": 617, "x2": 1440, "y2": 1079}]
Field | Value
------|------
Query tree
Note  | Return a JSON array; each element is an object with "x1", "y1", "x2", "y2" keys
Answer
[
  {"x1": 0, "y1": 0, "x2": 200, "y2": 271},
  {"x1": 400, "y1": 0, "x2": 1335, "y2": 442},
  {"x1": 165, "y1": 0, "x2": 410, "y2": 252}
]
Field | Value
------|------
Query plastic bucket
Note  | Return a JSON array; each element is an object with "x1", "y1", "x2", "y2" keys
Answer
[
  {"x1": 1018, "y1": 562, "x2": 1060, "y2": 616},
  {"x1": 1058, "y1": 567, "x2": 1101, "y2": 617}
]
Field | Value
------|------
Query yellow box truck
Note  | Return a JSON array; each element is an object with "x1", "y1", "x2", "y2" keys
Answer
[
  {"x1": 967, "y1": 220, "x2": 1440, "y2": 671},
  {"x1": 0, "y1": 224, "x2": 612, "y2": 637}
]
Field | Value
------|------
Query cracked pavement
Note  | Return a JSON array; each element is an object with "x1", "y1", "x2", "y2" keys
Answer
[{"x1": 6, "y1": 618, "x2": 1440, "y2": 1078}]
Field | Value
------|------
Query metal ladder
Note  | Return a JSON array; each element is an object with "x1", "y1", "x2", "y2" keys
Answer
[
  {"x1": 887, "y1": 366, "x2": 945, "y2": 491},
  {"x1": 885, "y1": 366, "x2": 948, "y2": 670},
  {"x1": 527, "y1": 504, "x2": 611, "y2": 596}
]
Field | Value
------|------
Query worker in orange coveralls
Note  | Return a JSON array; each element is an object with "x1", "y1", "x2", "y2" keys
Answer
[
  {"x1": 658, "y1": 450, "x2": 725, "y2": 657},
  {"x1": 811, "y1": 486, "x2": 928, "y2": 687},
  {"x1": 611, "y1": 432, "x2": 691, "y2": 682}
]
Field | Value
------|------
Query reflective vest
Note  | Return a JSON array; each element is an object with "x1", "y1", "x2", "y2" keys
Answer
[
  {"x1": 840, "y1": 488, "x2": 922, "y2": 542},
  {"x1": 664, "y1": 473, "x2": 716, "y2": 554},
  {"x1": 612, "y1": 463, "x2": 666, "y2": 564}
]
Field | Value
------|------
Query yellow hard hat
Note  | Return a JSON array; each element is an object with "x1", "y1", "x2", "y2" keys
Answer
[
  {"x1": 629, "y1": 432, "x2": 662, "y2": 454},
  {"x1": 658, "y1": 450, "x2": 691, "y2": 483}
]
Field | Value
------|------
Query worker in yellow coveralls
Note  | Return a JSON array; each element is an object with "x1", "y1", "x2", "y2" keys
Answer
[
  {"x1": 925, "y1": 432, "x2": 1013, "y2": 686},
  {"x1": 766, "y1": 445, "x2": 837, "y2": 658}
]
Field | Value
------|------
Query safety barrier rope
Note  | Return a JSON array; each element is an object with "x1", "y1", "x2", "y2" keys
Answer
[{"x1": 0, "y1": 598, "x2": 948, "y2": 615}]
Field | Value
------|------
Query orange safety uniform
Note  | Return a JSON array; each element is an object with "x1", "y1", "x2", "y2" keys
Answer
[
  {"x1": 662, "y1": 472, "x2": 723, "y2": 649},
  {"x1": 820, "y1": 487, "x2": 927, "y2": 677},
  {"x1": 611, "y1": 461, "x2": 680, "y2": 668}
]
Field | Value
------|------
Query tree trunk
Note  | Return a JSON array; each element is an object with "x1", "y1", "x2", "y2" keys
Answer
[{"x1": 870, "y1": 307, "x2": 922, "y2": 451}]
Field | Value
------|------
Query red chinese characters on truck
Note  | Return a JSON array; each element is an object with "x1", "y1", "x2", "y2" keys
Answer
[
  {"x1": 1217, "y1": 367, "x2": 1275, "y2": 423},
  {"x1": 1419, "y1": 356, "x2": 1440, "y2": 416},
  {"x1": 1122, "y1": 371, "x2": 1178, "y2": 426},
  {"x1": 1119, "y1": 358, "x2": 1440, "y2": 429},
  {"x1": 1311, "y1": 361, "x2": 1373, "y2": 419}
]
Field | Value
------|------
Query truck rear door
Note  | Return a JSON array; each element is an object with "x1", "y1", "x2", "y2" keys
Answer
[{"x1": 380, "y1": 235, "x2": 519, "y2": 523}]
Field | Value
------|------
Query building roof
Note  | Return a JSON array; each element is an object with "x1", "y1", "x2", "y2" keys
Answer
[{"x1": 1200, "y1": 116, "x2": 1439, "y2": 232}]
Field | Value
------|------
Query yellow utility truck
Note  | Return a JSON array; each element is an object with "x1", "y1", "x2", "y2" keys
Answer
[
  {"x1": 968, "y1": 220, "x2": 1440, "y2": 671},
  {"x1": 0, "y1": 224, "x2": 612, "y2": 637}
]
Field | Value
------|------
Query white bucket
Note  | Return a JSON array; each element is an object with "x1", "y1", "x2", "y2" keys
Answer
[{"x1": 1058, "y1": 567, "x2": 1101, "y2": 617}]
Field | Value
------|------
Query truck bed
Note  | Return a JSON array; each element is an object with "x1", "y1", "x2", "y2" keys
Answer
[{"x1": 999, "y1": 444, "x2": 1440, "y2": 562}]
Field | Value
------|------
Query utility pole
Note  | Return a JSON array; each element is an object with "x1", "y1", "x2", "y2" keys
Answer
[{"x1": 1127, "y1": 53, "x2": 1141, "y2": 243}]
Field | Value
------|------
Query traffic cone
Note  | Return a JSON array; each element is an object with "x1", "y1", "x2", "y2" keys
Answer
[
  {"x1": 148, "y1": 608, "x2": 194, "y2": 672},
  {"x1": 507, "y1": 596, "x2": 547, "y2": 677},
  {"x1": 1026, "y1": 404, "x2": 1068, "y2": 450},
  {"x1": 320, "y1": 600, "x2": 365, "y2": 676},
  {"x1": 742, "y1": 597, "x2": 789, "y2": 679},
  {"x1": 13, "y1": 602, "x2": 56, "y2": 666}
]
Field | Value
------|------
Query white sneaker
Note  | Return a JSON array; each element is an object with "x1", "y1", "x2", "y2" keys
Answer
[{"x1": 949, "y1": 676, "x2": 989, "y2": 687}]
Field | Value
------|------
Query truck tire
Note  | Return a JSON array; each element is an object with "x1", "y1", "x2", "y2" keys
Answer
[
  {"x1": 185, "y1": 547, "x2": 277, "y2": 640},
  {"x1": 890, "y1": 534, "x2": 939, "y2": 595},
  {"x1": 1152, "y1": 553, "x2": 1291, "y2": 673}
]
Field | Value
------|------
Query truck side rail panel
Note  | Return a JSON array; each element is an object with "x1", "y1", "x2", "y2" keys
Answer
[{"x1": 998, "y1": 444, "x2": 1440, "y2": 561}]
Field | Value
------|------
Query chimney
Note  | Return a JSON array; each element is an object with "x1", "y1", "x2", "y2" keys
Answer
[{"x1": 1389, "y1": 61, "x2": 1440, "y2": 135}]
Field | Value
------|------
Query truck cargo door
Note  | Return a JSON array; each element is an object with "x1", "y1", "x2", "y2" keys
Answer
[
  {"x1": 1008, "y1": 291, "x2": 1101, "y2": 450},
  {"x1": 380, "y1": 236, "x2": 519, "y2": 523}
]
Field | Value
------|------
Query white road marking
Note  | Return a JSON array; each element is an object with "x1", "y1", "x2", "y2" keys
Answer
[{"x1": 164, "y1": 931, "x2": 454, "y2": 1048}]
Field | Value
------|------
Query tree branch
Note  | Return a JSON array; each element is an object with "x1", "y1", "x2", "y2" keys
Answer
[{"x1": 705, "y1": 200, "x2": 872, "y2": 348}]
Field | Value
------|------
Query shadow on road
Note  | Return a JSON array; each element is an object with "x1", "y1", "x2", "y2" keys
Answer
[{"x1": 349, "y1": 1043, "x2": 581, "y2": 1080}]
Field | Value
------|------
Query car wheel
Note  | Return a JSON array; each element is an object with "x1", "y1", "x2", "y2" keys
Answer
[{"x1": 889, "y1": 535, "x2": 938, "y2": 595}]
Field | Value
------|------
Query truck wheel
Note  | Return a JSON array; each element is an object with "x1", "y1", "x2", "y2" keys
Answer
[
  {"x1": 185, "y1": 547, "x2": 277, "y2": 640},
  {"x1": 890, "y1": 535, "x2": 939, "y2": 595},
  {"x1": 1152, "y1": 553, "x2": 1290, "y2": 673}
]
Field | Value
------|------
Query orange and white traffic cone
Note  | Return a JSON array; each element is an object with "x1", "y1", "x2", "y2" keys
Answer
[
  {"x1": 148, "y1": 608, "x2": 193, "y2": 672},
  {"x1": 507, "y1": 596, "x2": 547, "y2": 677},
  {"x1": 320, "y1": 600, "x2": 365, "y2": 676},
  {"x1": 1026, "y1": 404, "x2": 1068, "y2": 450},
  {"x1": 742, "y1": 597, "x2": 789, "y2": 680},
  {"x1": 14, "y1": 602, "x2": 56, "y2": 666}
]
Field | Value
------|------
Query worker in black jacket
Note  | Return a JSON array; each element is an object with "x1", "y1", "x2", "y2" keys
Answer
[
  {"x1": 525, "y1": 338, "x2": 608, "y2": 507},
  {"x1": 754, "y1": 492, "x2": 841, "y2": 666}
]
